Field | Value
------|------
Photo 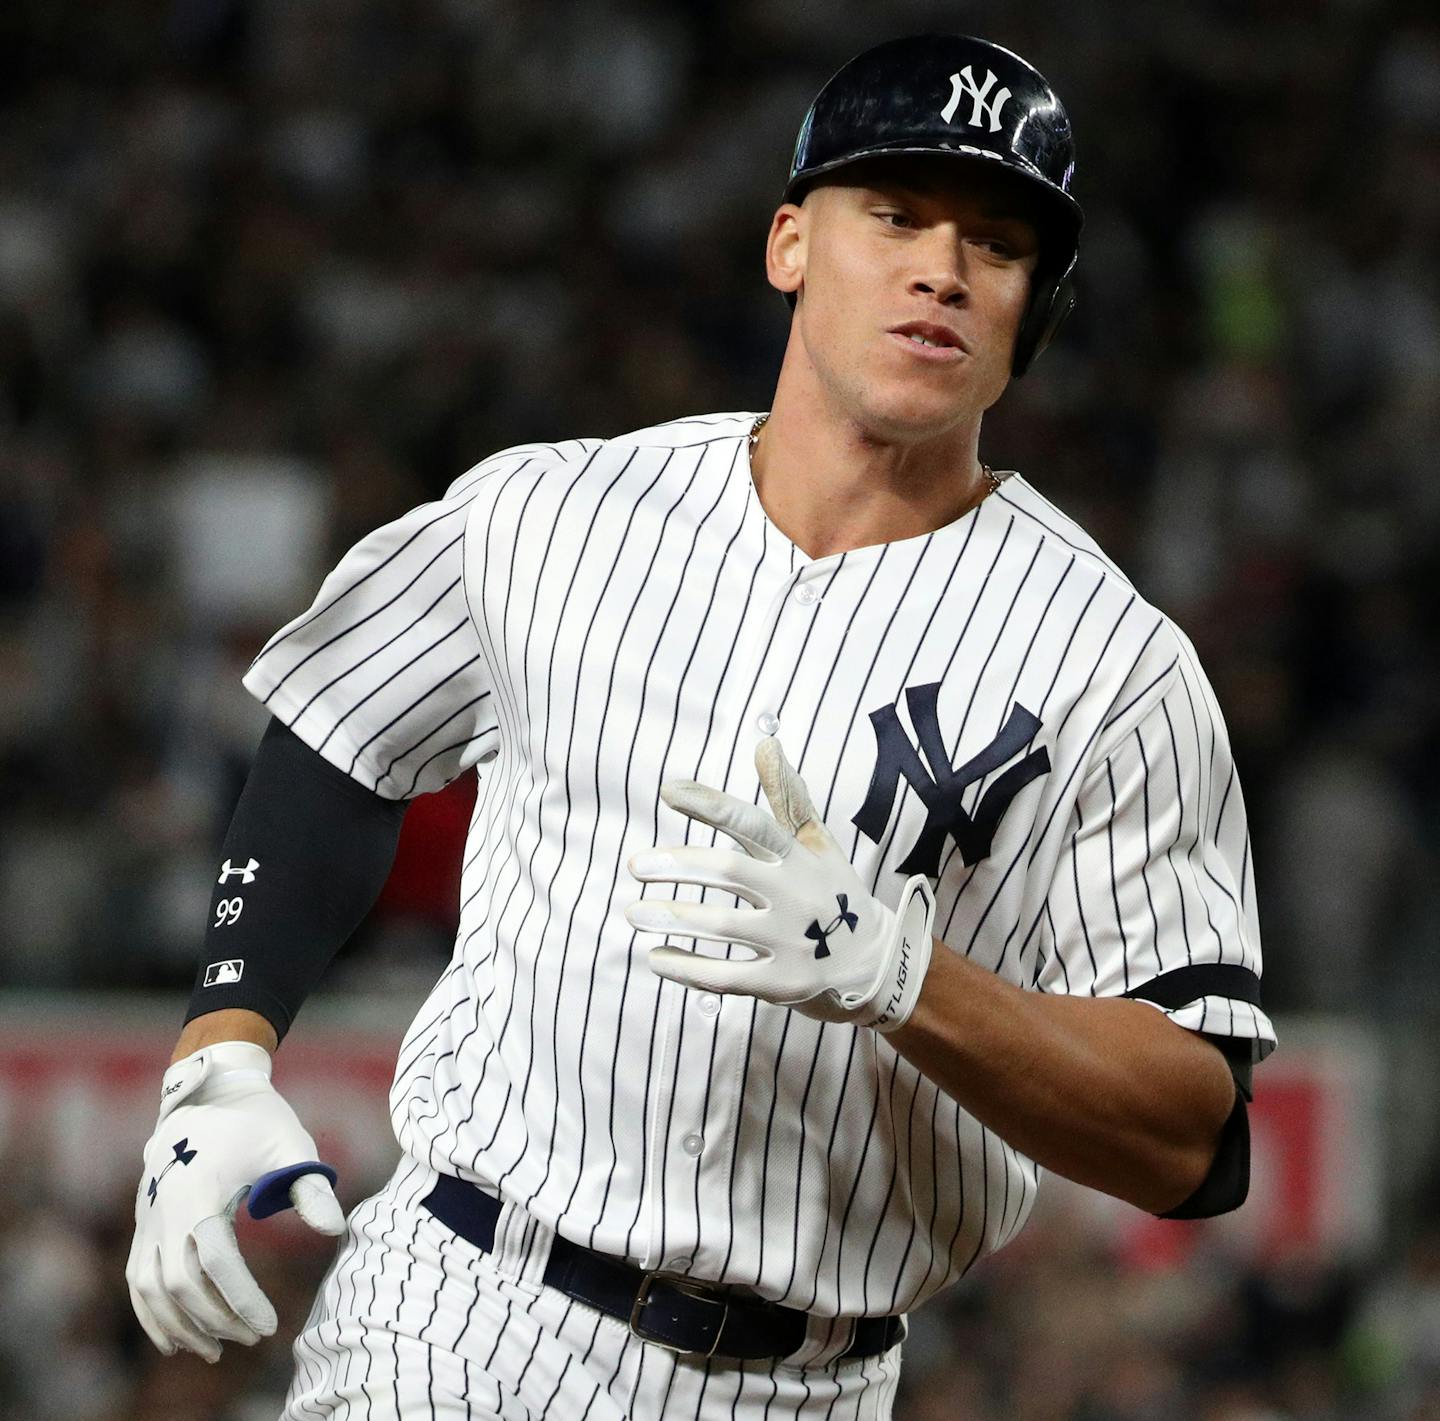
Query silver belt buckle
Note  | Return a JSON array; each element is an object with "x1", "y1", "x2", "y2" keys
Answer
[{"x1": 629, "y1": 1273, "x2": 730, "y2": 1359}]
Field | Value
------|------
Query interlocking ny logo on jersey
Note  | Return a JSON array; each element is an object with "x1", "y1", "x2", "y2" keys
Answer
[
  {"x1": 852, "y1": 682, "x2": 1050, "y2": 876},
  {"x1": 147, "y1": 1138, "x2": 198, "y2": 1205},
  {"x1": 806, "y1": 894, "x2": 858, "y2": 959},
  {"x1": 940, "y1": 66, "x2": 1012, "y2": 132}
]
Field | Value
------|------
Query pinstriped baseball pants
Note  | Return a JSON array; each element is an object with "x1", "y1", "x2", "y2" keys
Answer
[{"x1": 282, "y1": 1159, "x2": 904, "y2": 1420}]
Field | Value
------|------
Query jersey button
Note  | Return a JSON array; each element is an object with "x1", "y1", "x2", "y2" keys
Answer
[
  {"x1": 794, "y1": 582, "x2": 820, "y2": 605},
  {"x1": 681, "y1": 1132, "x2": 704, "y2": 1157},
  {"x1": 697, "y1": 993, "x2": 721, "y2": 1017},
  {"x1": 664, "y1": 1256, "x2": 693, "y2": 1273},
  {"x1": 756, "y1": 711, "x2": 780, "y2": 735}
]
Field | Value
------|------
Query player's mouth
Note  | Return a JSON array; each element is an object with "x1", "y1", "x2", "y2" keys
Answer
[{"x1": 886, "y1": 321, "x2": 969, "y2": 364}]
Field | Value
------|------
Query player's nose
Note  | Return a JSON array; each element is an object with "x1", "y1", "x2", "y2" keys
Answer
[{"x1": 907, "y1": 231, "x2": 970, "y2": 307}]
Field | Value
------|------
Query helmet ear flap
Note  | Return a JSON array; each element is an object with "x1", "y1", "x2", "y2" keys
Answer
[{"x1": 1011, "y1": 258, "x2": 1077, "y2": 377}]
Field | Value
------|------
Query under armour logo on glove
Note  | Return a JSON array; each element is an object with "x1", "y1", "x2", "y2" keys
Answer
[
  {"x1": 147, "y1": 1138, "x2": 198, "y2": 1205},
  {"x1": 805, "y1": 895, "x2": 859, "y2": 958}
]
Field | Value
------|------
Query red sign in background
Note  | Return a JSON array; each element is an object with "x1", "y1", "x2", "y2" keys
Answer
[
  {"x1": 0, "y1": 996, "x2": 410, "y2": 1248},
  {"x1": 1039, "y1": 1019, "x2": 1384, "y2": 1269},
  {"x1": 0, "y1": 1000, "x2": 1381, "y2": 1268}
]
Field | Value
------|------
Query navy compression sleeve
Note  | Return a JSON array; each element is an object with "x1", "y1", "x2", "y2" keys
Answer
[{"x1": 184, "y1": 718, "x2": 409, "y2": 1043}]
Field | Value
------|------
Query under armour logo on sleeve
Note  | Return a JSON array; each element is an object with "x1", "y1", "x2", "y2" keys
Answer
[{"x1": 218, "y1": 858, "x2": 260, "y2": 884}]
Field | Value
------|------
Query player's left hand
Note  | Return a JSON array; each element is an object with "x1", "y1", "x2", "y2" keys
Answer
[{"x1": 626, "y1": 736, "x2": 935, "y2": 1031}]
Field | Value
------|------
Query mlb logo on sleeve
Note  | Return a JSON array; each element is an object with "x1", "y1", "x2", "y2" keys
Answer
[{"x1": 203, "y1": 959, "x2": 244, "y2": 987}]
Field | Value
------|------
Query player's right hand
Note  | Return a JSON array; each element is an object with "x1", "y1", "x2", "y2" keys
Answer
[{"x1": 125, "y1": 1040, "x2": 345, "y2": 1362}]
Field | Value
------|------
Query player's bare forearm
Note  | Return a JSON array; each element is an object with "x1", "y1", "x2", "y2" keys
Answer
[
  {"x1": 172, "y1": 1008, "x2": 278, "y2": 1062},
  {"x1": 887, "y1": 939, "x2": 1237, "y2": 1214}
]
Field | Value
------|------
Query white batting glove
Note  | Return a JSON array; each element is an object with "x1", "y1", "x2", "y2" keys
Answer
[
  {"x1": 626, "y1": 736, "x2": 936, "y2": 1031},
  {"x1": 125, "y1": 1040, "x2": 345, "y2": 1362}
]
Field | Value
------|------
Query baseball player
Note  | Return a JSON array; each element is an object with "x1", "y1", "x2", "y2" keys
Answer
[{"x1": 127, "y1": 34, "x2": 1274, "y2": 1420}]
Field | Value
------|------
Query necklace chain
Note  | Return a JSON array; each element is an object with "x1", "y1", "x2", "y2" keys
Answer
[{"x1": 747, "y1": 413, "x2": 1002, "y2": 498}]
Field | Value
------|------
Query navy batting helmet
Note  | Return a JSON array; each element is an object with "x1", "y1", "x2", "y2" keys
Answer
[{"x1": 783, "y1": 35, "x2": 1082, "y2": 376}]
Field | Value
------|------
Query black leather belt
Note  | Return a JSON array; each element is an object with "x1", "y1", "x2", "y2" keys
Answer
[{"x1": 419, "y1": 1172, "x2": 904, "y2": 1362}]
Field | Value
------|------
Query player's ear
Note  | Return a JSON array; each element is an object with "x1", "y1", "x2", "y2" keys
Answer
[{"x1": 765, "y1": 203, "x2": 806, "y2": 298}]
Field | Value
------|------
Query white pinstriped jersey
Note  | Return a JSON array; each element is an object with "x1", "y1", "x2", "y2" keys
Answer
[{"x1": 245, "y1": 410, "x2": 1275, "y2": 1319}]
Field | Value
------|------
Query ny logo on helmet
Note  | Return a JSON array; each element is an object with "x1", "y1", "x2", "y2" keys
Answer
[
  {"x1": 940, "y1": 66, "x2": 1012, "y2": 133},
  {"x1": 852, "y1": 683, "x2": 1050, "y2": 877}
]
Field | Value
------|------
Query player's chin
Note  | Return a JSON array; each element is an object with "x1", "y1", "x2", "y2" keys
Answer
[{"x1": 860, "y1": 381, "x2": 985, "y2": 440}]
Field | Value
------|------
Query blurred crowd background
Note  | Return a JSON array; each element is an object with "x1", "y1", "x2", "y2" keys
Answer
[{"x1": 2, "y1": 0, "x2": 1439, "y2": 1416}]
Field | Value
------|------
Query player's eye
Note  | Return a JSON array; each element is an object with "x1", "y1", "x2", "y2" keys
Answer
[{"x1": 875, "y1": 209, "x2": 916, "y2": 229}]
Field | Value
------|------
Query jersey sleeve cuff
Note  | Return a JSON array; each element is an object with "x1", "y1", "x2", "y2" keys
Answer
[
  {"x1": 1123, "y1": 963, "x2": 1277, "y2": 1064},
  {"x1": 241, "y1": 664, "x2": 399, "y2": 799}
]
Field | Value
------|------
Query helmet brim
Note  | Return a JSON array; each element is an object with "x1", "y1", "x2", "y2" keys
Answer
[{"x1": 782, "y1": 144, "x2": 1083, "y2": 243}]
